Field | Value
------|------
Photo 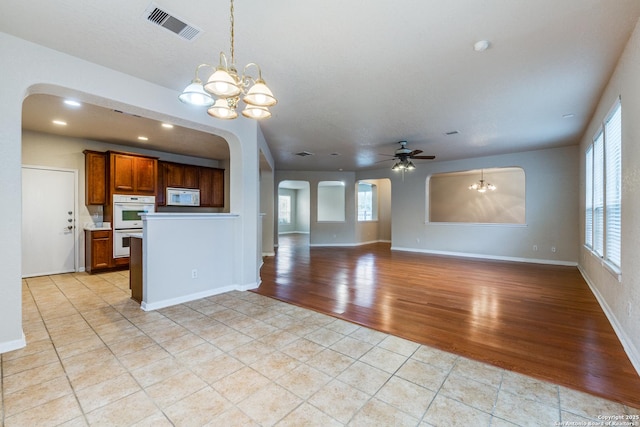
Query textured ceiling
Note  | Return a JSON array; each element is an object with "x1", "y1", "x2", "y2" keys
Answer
[{"x1": 4, "y1": 1, "x2": 640, "y2": 170}]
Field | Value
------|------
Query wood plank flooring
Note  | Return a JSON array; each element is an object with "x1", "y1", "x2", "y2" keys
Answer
[{"x1": 254, "y1": 234, "x2": 640, "y2": 408}]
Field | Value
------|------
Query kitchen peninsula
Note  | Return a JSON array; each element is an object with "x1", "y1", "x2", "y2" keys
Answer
[{"x1": 137, "y1": 212, "x2": 250, "y2": 311}]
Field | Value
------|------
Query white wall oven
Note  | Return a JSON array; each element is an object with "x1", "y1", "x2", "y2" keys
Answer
[{"x1": 113, "y1": 195, "x2": 155, "y2": 258}]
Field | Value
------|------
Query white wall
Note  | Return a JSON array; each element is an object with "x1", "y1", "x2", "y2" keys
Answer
[
  {"x1": 0, "y1": 31, "x2": 263, "y2": 353},
  {"x1": 276, "y1": 171, "x2": 357, "y2": 246},
  {"x1": 142, "y1": 214, "x2": 242, "y2": 311},
  {"x1": 578, "y1": 18, "x2": 640, "y2": 373},
  {"x1": 355, "y1": 146, "x2": 579, "y2": 264}
]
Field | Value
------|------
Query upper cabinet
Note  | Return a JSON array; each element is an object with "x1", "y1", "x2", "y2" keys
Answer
[
  {"x1": 157, "y1": 161, "x2": 224, "y2": 207},
  {"x1": 200, "y1": 167, "x2": 224, "y2": 208},
  {"x1": 164, "y1": 162, "x2": 199, "y2": 189},
  {"x1": 109, "y1": 152, "x2": 158, "y2": 196},
  {"x1": 84, "y1": 150, "x2": 107, "y2": 205}
]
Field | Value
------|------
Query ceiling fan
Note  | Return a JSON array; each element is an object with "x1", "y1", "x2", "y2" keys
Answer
[{"x1": 379, "y1": 141, "x2": 435, "y2": 171}]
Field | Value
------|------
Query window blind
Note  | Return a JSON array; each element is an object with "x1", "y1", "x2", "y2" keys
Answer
[
  {"x1": 593, "y1": 132, "x2": 604, "y2": 257},
  {"x1": 605, "y1": 102, "x2": 622, "y2": 268},
  {"x1": 585, "y1": 146, "x2": 593, "y2": 248}
]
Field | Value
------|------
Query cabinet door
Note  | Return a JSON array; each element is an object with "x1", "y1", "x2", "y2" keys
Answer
[
  {"x1": 211, "y1": 168, "x2": 224, "y2": 207},
  {"x1": 84, "y1": 151, "x2": 106, "y2": 205},
  {"x1": 184, "y1": 165, "x2": 200, "y2": 188},
  {"x1": 200, "y1": 167, "x2": 224, "y2": 207},
  {"x1": 134, "y1": 157, "x2": 156, "y2": 194},
  {"x1": 156, "y1": 162, "x2": 165, "y2": 206},
  {"x1": 91, "y1": 232, "x2": 111, "y2": 269},
  {"x1": 111, "y1": 153, "x2": 135, "y2": 193},
  {"x1": 164, "y1": 162, "x2": 184, "y2": 188}
]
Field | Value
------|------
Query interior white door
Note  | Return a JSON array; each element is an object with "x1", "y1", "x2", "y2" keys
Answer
[{"x1": 22, "y1": 166, "x2": 77, "y2": 277}]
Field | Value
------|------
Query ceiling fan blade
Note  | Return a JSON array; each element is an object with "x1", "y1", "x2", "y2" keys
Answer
[
  {"x1": 409, "y1": 149, "x2": 423, "y2": 156},
  {"x1": 377, "y1": 153, "x2": 396, "y2": 157},
  {"x1": 375, "y1": 158, "x2": 395, "y2": 163},
  {"x1": 411, "y1": 155, "x2": 436, "y2": 159}
]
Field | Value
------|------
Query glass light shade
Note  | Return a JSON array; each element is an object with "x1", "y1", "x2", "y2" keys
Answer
[
  {"x1": 242, "y1": 105, "x2": 271, "y2": 119},
  {"x1": 178, "y1": 81, "x2": 215, "y2": 107},
  {"x1": 243, "y1": 81, "x2": 277, "y2": 107},
  {"x1": 207, "y1": 98, "x2": 238, "y2": 120},
  {"x1": 406, "y1": 161, "x2": 416, "y2": 170},
  {"x1": 204, "y1": 69, "x2": 241, "y2": 97}
]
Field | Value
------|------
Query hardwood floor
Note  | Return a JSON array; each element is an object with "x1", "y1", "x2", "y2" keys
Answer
[{"x1": 255, "y1": 234, "x2": 640, "y2": 408}]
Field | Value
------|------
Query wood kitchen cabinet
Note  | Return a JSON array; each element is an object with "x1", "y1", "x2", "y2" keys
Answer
[
  {"x1": 85, "y1": 229, "x2": 111, "y2": 273},
  {"x1": 164, "y1": 162, "x2": 200, "y2": 189},
  {"x1": 84, "y1": 150, "x2": 107, "y2": 205},
  {"x1": 200, "y1": 167, "x2": 224, "y2": 207},
  {"x1": 109, "y1": 152, "x2": 157, "y2": 196},
  {"x1": 157, "y1": 161, "x2": 224, "y2": 208}
]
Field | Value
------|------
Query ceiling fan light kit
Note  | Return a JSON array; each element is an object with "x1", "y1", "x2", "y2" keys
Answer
[{"x1": 179, "y1": 0, "x2": 277, "y2": 120}]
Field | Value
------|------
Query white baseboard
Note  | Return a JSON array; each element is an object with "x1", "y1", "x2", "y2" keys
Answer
[
  {"x1": 141, "y1": 282, "x2": 260, "y2": 311},
  {"x1": 391, "y1": 246, "x2": 577, "y2": 267},
  {"x1": 0, "y1": 332, "x2": 26, "y2": 354},
  {"x1": 278, "y1": 231, "x2": 310, "y2": 235},
  {"x1": 262, "y1": 252, "x2": 276, "y2": 257},
  {"x1": 578, "y1": 265, "x2": 640, "y2": 376}
]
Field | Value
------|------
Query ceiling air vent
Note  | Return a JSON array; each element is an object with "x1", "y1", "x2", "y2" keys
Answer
[
  {"x1": 295, "y1": 151, "x2": 314, "y2": 157},
  {"x1": 143, "y1": 3, "x2": 201, "y2": 41}
]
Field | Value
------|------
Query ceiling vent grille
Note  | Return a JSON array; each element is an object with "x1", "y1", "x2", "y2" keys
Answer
[
  {"x1": 143, "y1": 3, "x2": 201, "y2": 41},
  {"x1": 295, "y1": 151, "x2": 314, "y2": 157}
]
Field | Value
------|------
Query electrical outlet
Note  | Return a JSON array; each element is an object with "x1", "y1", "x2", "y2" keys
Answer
[
  {"x1": 533, "y1": 245, "x2": 538, "y2": 252},
  {"x1": 191, "y1": 269, "x2": 198, "y2": 279},
  {"x1": 551, "y1": 246, "x2": 557, "y2": 253}
]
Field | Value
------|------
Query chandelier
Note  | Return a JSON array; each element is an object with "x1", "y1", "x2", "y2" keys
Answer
[
  {"x1": 178, "y1": 0, "x2": 277, "y2": 119},
  {"x1": 469, "y1": 169, "x2": 496, "y2": 193}
]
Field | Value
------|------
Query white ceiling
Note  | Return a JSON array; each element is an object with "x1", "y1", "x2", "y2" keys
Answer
[{"x1": 4, "y1": 1, "x2": 640, "y2": 170}]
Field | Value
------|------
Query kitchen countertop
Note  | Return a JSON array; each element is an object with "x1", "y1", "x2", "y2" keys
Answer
[{"x1": 84, "y1": 222, "x2": 111, "y2": 231}]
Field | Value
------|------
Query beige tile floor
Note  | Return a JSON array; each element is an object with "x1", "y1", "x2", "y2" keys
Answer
[{"x1": 2, "y1": 271, "x2": 639, "y2": 426}]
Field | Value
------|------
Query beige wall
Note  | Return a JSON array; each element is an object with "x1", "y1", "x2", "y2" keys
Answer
[
  {"x1": 578, "y1": 18, "x2": 640, "y2": 373},
  {"x1": 429, "y1": 168, "x2": 526, "y2": 224}
]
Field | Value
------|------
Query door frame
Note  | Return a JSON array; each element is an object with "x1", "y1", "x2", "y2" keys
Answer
[{"x1": 22, "y1": 164, "x2": 80, "y2": 277}]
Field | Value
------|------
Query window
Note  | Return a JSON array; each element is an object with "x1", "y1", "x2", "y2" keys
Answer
[
  {"x1": 357, "y1": 182, "x2": 377, "y2": 221},
  {"x1": 278, "y1": 195, "x2": 291, "y2": 224},
  {"x1": 585, "y1": 99, "x2": 622, "y2": 271}
]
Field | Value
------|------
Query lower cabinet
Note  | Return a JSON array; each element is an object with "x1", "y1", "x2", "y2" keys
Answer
[{"x1": 85, "y1": 230, "x2": 111, "y2": 273}]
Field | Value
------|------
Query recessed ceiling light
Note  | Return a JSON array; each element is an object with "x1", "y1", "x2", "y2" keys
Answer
[
  {"x1": 138, "y1": 136, "x2": 149, "y2": 141},
  {"x1": 473, "y1": 40, "x2": 491, "y2": 52},
  {"x1": 562, "y1": 113, "x2": 575, "y2": 119},
  {"x1": 161, "y1": 123, "x2": 174, "y2": 129},
  {"x1": 52, "y1": 120, "x2": 67, "y2": 126},
  {"x1": 63, "y1": 100, "x2": 81, "y2": 107}
]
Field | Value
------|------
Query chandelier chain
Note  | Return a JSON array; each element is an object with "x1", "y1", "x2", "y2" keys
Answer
[{"x1": 229, "y1": 0, "x2": 235, "y2": 65}]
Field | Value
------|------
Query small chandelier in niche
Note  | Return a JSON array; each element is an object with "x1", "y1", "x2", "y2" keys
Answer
[
  {"x1": 178, "y1": 0, "x2": 277, "y2": 120},
  {"x1": 469, "y1": 169, "x2": 496, "y2": 193}
]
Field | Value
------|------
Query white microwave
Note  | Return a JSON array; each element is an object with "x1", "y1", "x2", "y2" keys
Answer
[{"x1": 167, "y1": 188, "x2": 200, "y2": 206}]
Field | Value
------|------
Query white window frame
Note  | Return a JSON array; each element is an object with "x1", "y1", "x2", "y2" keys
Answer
[
  {"x1": 584, "y1": 98, "x2": 622, "y2": 279},
  {"x1": 357, "y1": 182, "x2": 378, "y2": 222},
  {"x1": 278, "y1": 195, "x2": 292, "y2": 225}
]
